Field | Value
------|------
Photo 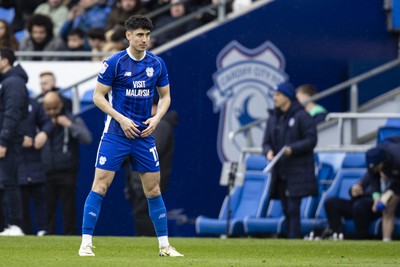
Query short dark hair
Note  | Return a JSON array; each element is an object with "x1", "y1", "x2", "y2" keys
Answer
[
  {"x1": 296, "y1": 84, "x2": 317, "y2": 96},
  {"x1": 0, "y1": 47, "x2": 16, "y2": 66},
  {"x1": 68, "y1": 28, "x2": 85, "y2": 39},
  {"x1": 87, "y1": 28, "x2": 106, "y2": 41},
  {"x1": 125, "y1": 14, "x2": 153, "y2": 32}
]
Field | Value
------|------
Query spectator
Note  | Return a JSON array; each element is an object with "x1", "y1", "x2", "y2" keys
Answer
[
  {"x1": 106, "y1": 0, "x2": 147, "y2": 32},
  {"x1": 195, "y1": 0, "x2": 232, "y2": 25},
  {"x1": 0, "y1": 48, "x2": 29, "y2": 236},
  {"x1": 153, "y1": 0, "x2": 201, "y2": 47},
  {"x1": 125, "y1": 96, "x2": 179, "y2": 236},
  {"x1": 34, "y1": 0, "x2": 69, "y2": 36},
  {"x1": 36, "y1": 71, "x2": 73, "y2": 112},
  {"x1": 87, "y1": 27, "x2": 106, "y2": 61},
  {"x1": 0, "y1": 19, "x2": 19, "y2": 50},
  {"x1": 60, "y1": 0, "x2": 111, "y2": 41},
  {"x1": 262, "y1": 81, "x2": 318, "y2": 239},
  {"x1": 42, "y1": 91, "x2": 92, "y2": 235},
  {"x1": 66, "y1": 28, "x2": 90, "y2": 60},
  {"x1": 19, "y1": 14, "x2": 67, "y2": 61},
  {"x1": 103, "y1": 25, "x2": 128, "y2": 53},
  {"x1": 295, "y1": 84, "x2": 328, "y2": 124},
  {"x1": 322, "y1": 165, "x2": 381, "y2": 240},
  {"x1": 18, "y1": 97, "x2": 52, "y2": 236}
]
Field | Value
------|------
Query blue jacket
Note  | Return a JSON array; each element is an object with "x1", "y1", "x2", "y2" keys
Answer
[
  {"x1": 18, "y1": 98, "x2": 52, "y2": 186},
  {"x1": 0, "y1": 64, "x2": 29, "y2": 147},
  {"x1": 262, "y1": 101, "x2": 318, "y2": 198}
]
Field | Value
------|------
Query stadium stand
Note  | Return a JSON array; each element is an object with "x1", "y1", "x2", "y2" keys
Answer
[
  {"x1": 195, "y1": 155, "x2": 270, "y2": 236},
  {"x1": 377, "y1": 126, "x2": 400, "y2": 144}
]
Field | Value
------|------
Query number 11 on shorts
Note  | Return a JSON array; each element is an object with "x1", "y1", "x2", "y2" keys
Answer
[{"x1": 149, "y1": 146, "x2": 160, "y2": 166}]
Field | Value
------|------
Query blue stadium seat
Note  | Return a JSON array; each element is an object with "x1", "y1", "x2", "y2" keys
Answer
[
  {"x1": 14, "y1": 30, "x2": 25, "y2": 43},
  {"x1": 386, "y1": 118, "x2": 400, "y2": 127},
  {"x1": 0, "y1": 7, "x2": 15, "y2": 24},
  {"x1": 317, "y1": 152, "x2": 346, "y2": 173},
  {"x1": 195, "y1": 156, "x2": 270, "y2": 236},
  {"x1": 377, "y1": 126, "x2": 400, "y2": 144},
  {"x1": 300, "y1": 168, "x2": 366, "y2": 234},
  {"x1": 341, "y1": 152, "x2": 366, "y2": 168},
  {"x1": 244, "y1": 200, "x2": 285, "y2": 235},
  {"x1": 245, "y1": 154, "x2": 267, "y2": 171},
  {"x1": 80, "y1": 88, "x2": 95, "y2": 110}
]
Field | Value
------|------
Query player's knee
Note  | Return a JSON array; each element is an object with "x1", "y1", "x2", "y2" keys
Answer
[
  {"x1": 145, "y1": 187, "x2": 161, "y2": 198},
  {"x1": 92, "y1": 183, "x2": 109, "y2": 196}
]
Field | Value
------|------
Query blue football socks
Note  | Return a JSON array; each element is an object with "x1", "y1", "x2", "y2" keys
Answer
[
  {"x1": 82, "y1": 191, "x2": 104, "y2": 235},
  {"x1": 147, "y1": 195, "x2": 168, "y2": 237}
]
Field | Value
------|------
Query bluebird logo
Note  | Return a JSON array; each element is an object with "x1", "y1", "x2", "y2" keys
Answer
[
  {"x1": 99, "y1": 156, "x2": 107, "y2": 166},
  {"x1": 146, "y1": 67, "x2": 154, "y2": 77},
  {"x1": 208, "y1": 41, "x2": 288, "y2": 162}
]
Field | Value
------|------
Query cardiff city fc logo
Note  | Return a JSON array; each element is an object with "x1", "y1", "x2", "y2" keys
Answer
[{"x1": 207, "y1": 41, "x2": 288, "y2": 162}]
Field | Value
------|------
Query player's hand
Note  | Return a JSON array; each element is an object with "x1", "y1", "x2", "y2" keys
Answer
[
  {"x1": 267, "y1": 150, "x2": 274, "y2": 161},
  {"x1": 34, "y1": 131, "x2": 48, "y2": 149},
  {"x1": 56, "y1": 115, "x2": 73, "y2": 128},
  {"x1": 0, "y1": 146, "x2": 6, "y2": 158},
  {"x1": 120, "y1": 116, "x2": 140, "y2": 139},
  {"x1": 141, "y1": 117, "x2": 160, "y2": 138},
  {"x1": 351, "y1": 184, "x2": 363, "y2": 197},
  {"x1": 22, "y1": 136, "x2": 33, "y2": 148}
]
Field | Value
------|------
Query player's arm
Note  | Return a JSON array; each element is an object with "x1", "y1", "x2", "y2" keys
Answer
[
  {"x1": 141, "y1": 84, "x2": 171, "y2": 138},
  {"x1": 93, "y1": 81, "x2": 140, "y2": 138}
]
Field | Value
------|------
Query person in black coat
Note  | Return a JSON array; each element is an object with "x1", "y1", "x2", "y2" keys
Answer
[
  {"x1": 42, "y1": 91, "x2": 92, "y2": 235},
  {"x1": 17, "y1": 98, "x2": 52, "y2": 236},
  {"x1": 262, "y1": 81, "x2": 318, "y2": 239},
  {"x1": 0, "y1": 48, "x2": 29, "y2": 236},
  {"x1": 125, "y1": 96, "x2": 179, "y2": 236}
]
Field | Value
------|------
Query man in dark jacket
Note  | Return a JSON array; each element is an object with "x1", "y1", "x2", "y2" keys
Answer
[
  {"x1": 42, "y1": 91, "x2": 92, "y2": 235},
  {"x1": 262, "y1": 81, "x2": 318, "y2": 239},
  {"x1": 18, "y1": 97, "x2": 52, "y2": 236},
  {"x1": 0, "y1": 48, "x2": 29, "y2": 236}
]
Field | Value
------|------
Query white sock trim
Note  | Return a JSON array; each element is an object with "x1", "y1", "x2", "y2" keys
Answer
[{"x1": 158, "y1": 236, "x2": 169, "y2": 248}]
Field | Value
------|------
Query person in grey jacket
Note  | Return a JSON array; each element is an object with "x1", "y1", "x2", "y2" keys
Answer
[
  {"x1": 42, "y1": 91, "x2": 92, "y2": 235},
  {"x1": 19, "y1": 14, "x2": 67, "y2": 61},
  {"x1": 0, "y1": 48, "x2": 29, "y2": 236},
  {"x1": 262, "y1": 81, "x2": 318, "y2": 239}
]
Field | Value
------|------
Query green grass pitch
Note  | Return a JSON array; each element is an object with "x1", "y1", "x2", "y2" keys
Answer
[{"x1": 0, "y1": 236, "x2": 399, "y2": 266}]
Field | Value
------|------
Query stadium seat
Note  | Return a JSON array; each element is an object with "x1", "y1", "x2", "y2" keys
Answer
[
  {"x1": 386, "y1": 118, "x2": 400, "y2": 127},
  {"x1": 14, "y1": 30, "x2": 25, "y2": 43},
  {"x1": 195, "y1": 155, "x2": 270, "y2": 236},
  {"x1": 341, "y1": 152, "x2": 366, "y2": 168},
  {"x1": 0, "y1": 7, "x2": 15, "y2": 24},
  {"x1": 244, "y1": 200, "x2": 285, "y2": 235},
  {"x1": 80, "y1": 88, "x2": 95, "y2": 110},
  {"x1": 377, "y1": 126, "x2": 400, "y2": 144}
]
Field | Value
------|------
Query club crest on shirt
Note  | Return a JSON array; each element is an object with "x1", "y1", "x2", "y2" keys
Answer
[
  {"x1": 99, "y1": 156, "x2": 107, "y2": 165},
  {"x1": 146, "y1": 67, "x2": 154, "y2": 77},
  {"x1": 207, "y1": 41, "x2": 288, "y2": 162},
  {"x1": 99, "y1": 61, "x2": 108, "y2": 75}
]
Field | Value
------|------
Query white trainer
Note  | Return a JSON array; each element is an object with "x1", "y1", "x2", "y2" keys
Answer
[
  {"x1": 78, "y1": 244, "x2": 95, "y2": 256},
  {"x1": 159, "y1": 245, "x2": 184, "y2": 257},
  {"x1": 0, "y1": 225, "x2": 25, "y2": 236}
]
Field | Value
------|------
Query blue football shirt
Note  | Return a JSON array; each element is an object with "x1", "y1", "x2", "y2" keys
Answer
[{"x1": 97, "y1": 49, "x2": 169, "y2": 136}]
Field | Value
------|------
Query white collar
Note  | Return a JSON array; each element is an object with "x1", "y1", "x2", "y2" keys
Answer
[{"x1": 126, "y1": 48, "x2": 146, "y2": 61}]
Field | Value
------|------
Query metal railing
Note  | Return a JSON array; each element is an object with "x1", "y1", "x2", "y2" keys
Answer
[{"x1": 229, "y1": 57, "x2": 400, "y2": 146}]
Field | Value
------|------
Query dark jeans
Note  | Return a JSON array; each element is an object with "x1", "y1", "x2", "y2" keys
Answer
[
  {"x1": 277, "y1": 179, "x2": 302, "y2": 239},
  {"x1": 324, "y1": 196, "x2": 381, "y2": 239},
  {"x1": 46, "y1": 170, "x2": 77, "y2": 235},
  {"x1": 0, "y1": 144, "x2": 23, "y2": 227},
  {"x1": 20, "y1": 183, "x2": 47, "y2": 234}
]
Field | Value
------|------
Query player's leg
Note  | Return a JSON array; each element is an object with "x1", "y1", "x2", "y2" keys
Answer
[{"x1": 140, "y1": 172, "x2": 183, "y2": 256}]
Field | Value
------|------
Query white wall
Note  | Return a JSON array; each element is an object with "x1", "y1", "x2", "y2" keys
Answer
[{"x1": 19, "y1": 61, "x2": 101, "y2": 97}]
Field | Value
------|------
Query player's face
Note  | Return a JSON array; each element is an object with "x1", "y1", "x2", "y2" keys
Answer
[{"x1": 126, "y1": 28, "x2": 151, "y2": 52}]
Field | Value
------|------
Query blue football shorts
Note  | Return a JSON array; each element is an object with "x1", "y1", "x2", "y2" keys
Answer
[{"x1": 95, "y1": 133, "x2": 160, "y2": 172}]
